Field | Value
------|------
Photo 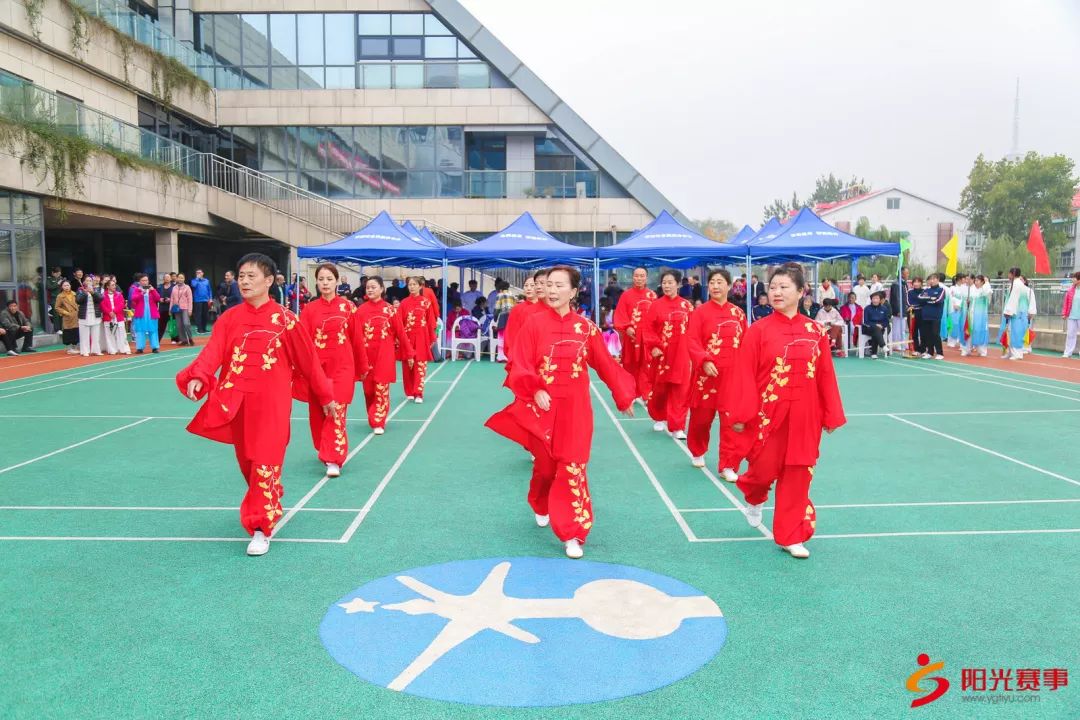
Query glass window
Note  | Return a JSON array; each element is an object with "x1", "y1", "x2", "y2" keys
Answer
[
  {"x1": 405, "y1": 172, "x2": 436, "y2": 198},
  {"x1": 299, "y1": 66, "x2": 324, "y2": 89},
  {"x1": 380, "y1": 170, "x2": 406, "y2": 198},
  {"x1": 457, "y1": 41, "x2": 476, "y2": 59},
  {"x1": 244, "y1": 66, "x2": 269, "y2": 89},
  {"x1": 380, "y1": 127, "x2": 408, "y2": 171},
  {"x1": 269, "y1": 14, "x2": 296, "y2": 64},
  {"x1": 0, "y1": 230, "x2": 12, "y2": 283},
  {"x1": 296, "y1": 127, "x2": 325, "y2": 171},
  {"x1": 360, "y1": 64, "x2": 390, "y2": 89},
  {"x1": 324, "y1": 15, "x2": 356, "y2": 65},
  {"x1": 424, "y1": 14, "x2": 451, "y2": 36},
  {"x1": 271, "y1": 66, "x2": 298, "y2": 89},
  {"x1": 424, "y1": 37, "x2": 456, "y2": 59},
  {"x1": 437, "y1": 171, "x2": 463, "y2": 198},
  {"x1": 326, "y1": 169, "x2": 355, "y2": 198},
  {"x1": 391, "y1": 14, "x2": 423, "y2": 36},
  {"x1": 297, "y1": 14, "x2": 324, "y2": 65},
  {"x1": 391, "y1": 38, "x2": 422, "y2": 58},
  {"x1": 324, "y1": 66, "x2": 356, "y2": 89},
  {"x1": 435, "y1": 126, "x2": 464, "y2": 170},
  {"x1": 425, "y1": 62, "x2": 457, "y2": 89},
  {"x1": 394, "y1": 64, "x2": 423, "y2": 89},
  {"x1": 0, "y1": 190, "x2": 10, "y2": 223},
  {"x1": 358, "y1": 14, "x2": 390, "y2": 35},
  {"x1": 406, "y1": 126, "x2": 435, "y2": 169},
  {"x1": 259, "y1": 127, "x2": 294, "y2": 173},
  {"x1": 359, "y1": 38, "x2": 389, "y2": 58},
  {"x1": 240, "y1": 14, "x2": 269, "y2": 66},
  {"x1": 887, "y1": 197, "x2": 901, "y2": 209},
  {"x1": 458, "y1": 63, "x2": 489, "y2": 89},
  {"x1": 15, "y1": 228, "x2": 44, "y2": 331},
  {"x1": 352, "y1": 127, "x2": 382, "y2": 170},
  {"x1": 12, "y1": 195, "x2": 41, "y2": 226},
  {"x1": 196, "y1": 14, "x2": 213, "y2": 54}
]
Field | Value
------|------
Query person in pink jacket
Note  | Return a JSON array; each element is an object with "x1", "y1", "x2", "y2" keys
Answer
[
  {"x1": 170, "y1": 273, "x2": 194, "y2": 346},
  {"x1": 128, "y1": 273, "x2": 161, "y2": 353},
  {"x1": 100, "y1": 278, "x2": 130, "y2": 355},
  {"x1": 1063, "y1": 271, "x2": 1080, "y2": 358}
]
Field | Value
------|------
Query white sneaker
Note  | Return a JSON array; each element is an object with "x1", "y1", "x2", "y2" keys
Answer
[
  {"x1": 960, "y1": 348, "x2": 970, "y2": 357},
  {"x1": 690, "y1": 455, "x2": 705, "y2": 468},
  {"x1": 870, "y1": 354, "x2": 877, "y2": 359},
  {"x1": 672, "y1": 430, "x2": 687, "y2": 440},
  {"x1": 326, "y1": 463, "x2": 341, "y2": 477},
  {"x1": 246, "y1": 530, "x2": 270, "y2": 556},
  {"x1": 934, "y1": 354, "x2": 945, "y2": 360},
  {"x1": 978, "y1": 348, "x2": 987, "y2": 357},
  {"x1": 652, "y1": 421, "x2": 666, "y2": 432},
  {"x1": 564, "y1": 539, "x2": 584, "y2": 559},
  {"x1": 535, "y1": 513, "x2": 550, "y2": 528},
  {"x1": 744, "y1": 502, "x2": 764, "y2": 527},
  {"x1": 921, "y1": 352, "x2": 931, "y2": 359},
  {"x1": 6, "y1": 350, "x2": 16, "y2": 356},
  {"x1": 720, "y1": 467, "x2": 739, "y2": 483},
  {"x1": 414, "y1": 397, "x2": 423, "y2": 404},
  {"x1": 373, "y1": 427, "x2": 385, "y2": 435},
  {"x1": 783, "y1": 543, "x2": 810, "y2": 559},
  {"x1": 1064, "y1": 353, "x2": 1072, "y2": 359}
]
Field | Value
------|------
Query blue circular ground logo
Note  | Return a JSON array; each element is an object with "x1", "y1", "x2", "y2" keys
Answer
[{"x1": 319, "y1": 557, "x2": 727, "y2": 706}]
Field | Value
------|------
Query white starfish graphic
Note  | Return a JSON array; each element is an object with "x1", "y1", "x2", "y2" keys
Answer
[
  {"x1": 379, "y1": 561, "x2": 722, "y2": 691},
  {"x1": 337, "y1": 597, "x2": 379, "y2": 614}
]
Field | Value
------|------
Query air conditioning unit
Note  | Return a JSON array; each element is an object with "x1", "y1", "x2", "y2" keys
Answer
[{"x1": 576, "y1": 182, "x2": 587, "y2": 199}]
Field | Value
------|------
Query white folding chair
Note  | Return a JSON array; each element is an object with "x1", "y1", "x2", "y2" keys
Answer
[{"x1": 449, "y1": 315, "x2": 483, "y2": 361}]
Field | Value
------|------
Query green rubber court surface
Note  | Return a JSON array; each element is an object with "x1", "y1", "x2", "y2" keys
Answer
[{"x1": 1, "y1": 350, "x2": 1078, "y2": 718}]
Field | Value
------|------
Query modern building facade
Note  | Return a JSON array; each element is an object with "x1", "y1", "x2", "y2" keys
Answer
[{"x1": 0, "y1": 0, "x2": 678, "y2": 334}]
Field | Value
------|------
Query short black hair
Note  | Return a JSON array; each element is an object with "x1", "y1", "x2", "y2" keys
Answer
[
  {"x1": 6, "y1": 299, "x2": 17, "y2": 306},
  {"x1": 236, "y1": 253, "x2": 277, "y2": 277},
  {"x1": 660, "y1": 269, "x2": 682, "y2": 284}
]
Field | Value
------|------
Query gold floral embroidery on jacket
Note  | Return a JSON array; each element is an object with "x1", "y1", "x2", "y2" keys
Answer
[
  {"x1": 566, "y1": 463, "x2": 593, "y2": 530},
  {"x1": 539, "y1": 355, "x2": 558, "y2": 385},
  {"x1": 314, "y1": 327, "x2": 328, "y2": 349}
]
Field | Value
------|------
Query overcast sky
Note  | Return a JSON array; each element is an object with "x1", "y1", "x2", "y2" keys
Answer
[{"x1": 459, "y1": 0, "x2": 1080, "y2": 225}]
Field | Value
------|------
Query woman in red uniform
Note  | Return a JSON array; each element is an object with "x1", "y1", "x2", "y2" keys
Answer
[
  {"x1": 399, "y1": 276, "x2": 438, "y2": 403},
  {"x1": 613, "y1": 266, "x2": 656, "y2": 402},
  {"x1": 503, "y1": 271, "x2": 546, "y2": 360},
  {"x1": 731, "y1": 263, "x2": 846, "y2": 559},
  {"x1": 486, "y1": 266, "x2": 636, "y2": 559},
  {"x1": 643, "y1": 270, "x2": 694, "y2": 438},
  {"x1": 686, "y1": 269, "x2": 750, "y2": 479},
  {"x1": 355, "y1": 276, "x2": 414, "y2": 435},
  {"x1": 296, "y1": 263, "x2": 369, "y2": 477}
]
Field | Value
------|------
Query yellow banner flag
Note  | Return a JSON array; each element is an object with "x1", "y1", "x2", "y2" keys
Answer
[{"x1": 941, "y1": 233, "x2": 959, "y2": 276}]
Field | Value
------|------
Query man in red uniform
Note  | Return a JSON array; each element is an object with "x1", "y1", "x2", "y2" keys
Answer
[
  {"x1": 355, "y1": 276, "x2": 414, "y2": 434},
  {"x1": 487, "y1": 266, "x2": 636, "y2": 559},
  {"x1": 643, "y1": 270, "x2": 694, "y2": 438},
  {"x1": 686, "y1": 269, "x2": 750, "y2": 479},
  {"x1": 400, "y1": 276, "x2": 438, "y2": 403},
  {"x1": 731, "y1": 264, "x2": 846, "y2": 559},
  {"x1": 177, "y1": 253, "x2": 337, "y2": 556},
  {"x1": 613, "y1": 266, "x2": 656, "y2": 402}
]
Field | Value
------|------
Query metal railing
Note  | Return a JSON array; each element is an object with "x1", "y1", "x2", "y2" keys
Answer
[
  {"x1": 0, "y1": 69, "x2": 199, "y2": 169},
  {"x1": 464, "y1": 170, "x2": 599, "y2": 199},
  {"x1": 988, "y1": 278, "x2": 1073, "y2": 330}
]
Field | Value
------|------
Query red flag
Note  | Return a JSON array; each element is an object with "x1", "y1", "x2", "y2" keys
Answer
[{"x1": 1026, "y1": 221, "x2": 1051, "y2": 274}]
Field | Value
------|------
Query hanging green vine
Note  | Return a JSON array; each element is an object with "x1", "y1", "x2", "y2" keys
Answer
[
  {"x1": 64, "y1": 0, "x2": 92, "y2": 54},
  {"x1": 23, "y1": 0, "x2": 46, "y2": 41}
]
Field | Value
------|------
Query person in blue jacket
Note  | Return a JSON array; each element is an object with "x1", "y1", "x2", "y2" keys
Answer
[
  {"x1": 751, "y1": 293, "x2": 773, "y2": 323},
  {"x1": 189, "y1": 268, "x2": 213, "y2": 333},
  {"x1": 917, "y1": 273, "x2": 946, "y2": 359},
  {"x1": 861, "y1": 291, "x2": 891, "y2": 358}
]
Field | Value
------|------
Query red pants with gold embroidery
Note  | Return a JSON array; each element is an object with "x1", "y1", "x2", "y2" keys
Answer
[
  {"x1": 362, "y1": 377, "x2": 391, "y2": 429},
  {"x1": 309, "y1": 403, "x2": 348, "y2": 465},
  {"x1": 402, "y1": 360, "x2": 428, "y2": 399},
  {"x1": 687, "y1": 406, "x2": 753, "y2": 471},
  {"x1": 647, "y1": 380, "x2": 689, "y2": 433},
  {"x1": 527, "y1": 436, "x2": 593, "y2": 543},
  {"x1": 735, "y1": 428, "x2": 816, "y2": 547},
  {"x1": 234, "y1": 445, "x2": 283, "y2": 537}
]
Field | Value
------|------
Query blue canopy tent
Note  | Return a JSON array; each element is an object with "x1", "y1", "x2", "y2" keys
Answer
[
  {"x1": 298, "y1": 211, "x2": 446, "y2": 267},
  {"x1": 726, "y1": 224, "x2": 757, "y2": 246},
  {"x1": 445, "y1": 212, "x2": 596, "y2": 269},
  {"x1": 596, "y1": 211, "x2": 746, "y2": 268}
]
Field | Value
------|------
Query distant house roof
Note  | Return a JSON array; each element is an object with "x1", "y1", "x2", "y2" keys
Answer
[{"x1": 812, "y1": 187, "x2": 966, "y2": 219}]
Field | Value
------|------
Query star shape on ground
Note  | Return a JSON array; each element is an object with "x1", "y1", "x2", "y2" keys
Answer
[{"x1": 338, "y1": 597, "x2": 379, "y2": 614}]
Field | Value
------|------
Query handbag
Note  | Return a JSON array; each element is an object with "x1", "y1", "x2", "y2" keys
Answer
[{"x1": 171, "y1": 304, "x2": 182, "y2": 314}]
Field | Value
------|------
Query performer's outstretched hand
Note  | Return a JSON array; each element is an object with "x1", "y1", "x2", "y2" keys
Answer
[
  {"x1": 702, "y1": 360, "x2": 718, "y2": 377},
  {"x1": 323, "y1": 401, "x2": 340, "y2": 420},
  {"x1": 186, "y1": 379, "x2": 203, "y2": 400},
  {"x1": 534, "y1": 389, "x2": 551, "y2": 412}
]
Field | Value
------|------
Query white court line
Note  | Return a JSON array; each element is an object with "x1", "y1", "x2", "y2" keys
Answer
[
  {"x1": 881, "y1": 358, "x2": 1080, "y2": 404},
  {"x1": 338, "y1": 361, "x2": 471, "y2": 543},
  {"x1": 691, "y1": 528, "x2": 1080, "y2": 543},
  {"x1": 0, "y1": 414, "x2": 425, "y2": 422},
  {"x1": 936, "y1": 361, "x2": 1080, "y2": 394},
  {"x1": 835, "y1": 373, "x2": 940, "y2": 378},
  {"x1": 846, "y1": 409, "x2": 1080, "y2": 417},
  {"x1": 590, "y1": 383, "x2": 697, "y2": 542},
  {"x1": 274, "y1": 360, "x2": 451, "y2": 538},
  {"x1": 0, "y1": 349, "x2": 196, "y2": 390},
  {"x1": 0, "y1": 536, "x2": 341, "y2": 543},
  {"x1": 0, "y1": 505, "x2": 363, "y2": 512},
  {"x1": 678, "y1": 498, "x2": 1080, "y2": 512},
  {"x1": 0, "y1": 354, "x2": 190, "y2": 400},
  {"x1": 888, "y1": 414, "x2": 1080, "y2": 489},
  {"x1": 0, "y1": 418, "x2": 152, "y2": 476}
]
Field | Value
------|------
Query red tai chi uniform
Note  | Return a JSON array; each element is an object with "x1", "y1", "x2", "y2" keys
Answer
[
  {"x1": 686, "y1": 299, "x2": 752, "y2": 470},
  {"x1": 731, "y1": 312, "x2": 846, "y2": 546},
  {"x1": 355, "y1": 298, "x2": 414, "y2": 429},
  {"x1": 643, "y1": 294, "x2": 694, "y2": 432},
  {"x1": 295, "y1": 296, "x2": 368, "y2": 465},
  {"x1": 501, "y1": 299, "x2": 546, "y2": 390},
  {"x1": 176, "y1": 301, "x2": 333, "y2": 537},
  {"x1": 399, "y1": 293, "x2": 438, "y2": 400},
  {"x1": 486, "y1": 306, "x2": 636, "y2": 544},
  {"x1": 613, "y1": 286, "x2": 657, "y2": 399}
]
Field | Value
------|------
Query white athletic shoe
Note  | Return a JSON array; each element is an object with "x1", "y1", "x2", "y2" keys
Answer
[
  {"x1": 246, "y1": 530, "x2": 270, "y2": 556},
  {"x1": 535, "y1": 513, "x2": 550, "y2": 528},
  {"x1": 978, "y1": 348, "x2": 987, "y2": 357},
  {"x1": 414, "y1": 397, "x2": 423, "y2": 404},
  {"x1": 921, "y1": 352, "x2": 931, "y2": 359},
  {"x1": 326, "y1": 463, "x2": 341, "y2": 478},
  {"x1": 405, "y1": 395, "x2": 414, "y2": 402},
  {"x1": 691, "y1": 455, "x2": 706, "y2": 468},
  {"x1": 934, "y1": 354, "x2": 945, "y2": 360},
  {"x1": 870, "y1": 354, "x2": 877, "y2": 359},
  {"x1": 783, "y1": 543, "x2": 810, "y2": 559},
  {"x1": 744, "y1": 502, "x2": 764, "y2": 527},
  {"x1": 653, "y1": 421, "x2": 666, "y2": 432},
  {"x1": 721, "y1": 467, "x2": 739, "y2": 483},
  {"x1": 672, "y1": 430, "x2": 687, "y2": 440},
  {"x1": 959, "y1": 348, "x2": 969, "y2": 357},
  {"x1": 6, "y1": 350, "x2": 16, "y2": 356},
  {"x1": 564, "y1": 539, "x2": 584, "y2": 559},
  {"x1": 373, "y1": 427, "x2": 385, "y2": 435}
]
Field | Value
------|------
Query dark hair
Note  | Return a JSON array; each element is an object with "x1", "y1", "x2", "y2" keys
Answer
[
  {"x1": 136, "y1": 273, "x2": 148, "y2": 281},
  {"x1": 237, "y1": 253, "x2": 277, "y2": 277},
  {"x1": 366, "y1": 275, "x2": 385, "y2": 289},
  {"x1": 847, "y1": 291, "x2": 857, "y2": 300},
  {"x1": 468, "y1": 279, "x2": 478, "y2": 286},
  {"x1": 707, "y1": 268, "x2": 732, "y2": 285},
  {"x1": 633, "y1": 266, "x2": 648, "y2": 274},
  {"x1": 823, "y1": 298, "x2": 838, "y2": 308},
  {"x1": 953, "y1": 273, "x2": 965, "y2": 283},
  {"x1": 532, "y1": 268, "x2": 549, "y2": 282},
  {"x1": 547, "y1": 265, "x2": 581, "y2": 289},
  {"x1": 1008, "y1": 267, "x2": 1021, "y2": 278},
  {"x1": 50, "y1": 266, "x2": 61, "y2": 273},
  {"x1": 6, "y1": 299, "x2": 17, "y2": 306},
  {"x1": 1073, "y1": 271, "x2": 1080, "y2": 281},
  {"x1": 975, "y1": 274, "x2": 987, "y2": 283},
  {"x1": 769, "y1": 262, "x2": 806, "y2": 291},
  {"x1": 660, "y1": 269, "x2": 682, "y2": 284},
  {"x1": 315, "y1": 262, "x2": 340, "y2": 281},
  {"x1": 912, "y1": 276, "x2": 923, "y2": 283}
]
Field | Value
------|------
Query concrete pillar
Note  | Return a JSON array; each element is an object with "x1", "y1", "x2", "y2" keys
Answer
[{"x1": 155, "y1": 229, "x2": 179, "y2": 283}]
